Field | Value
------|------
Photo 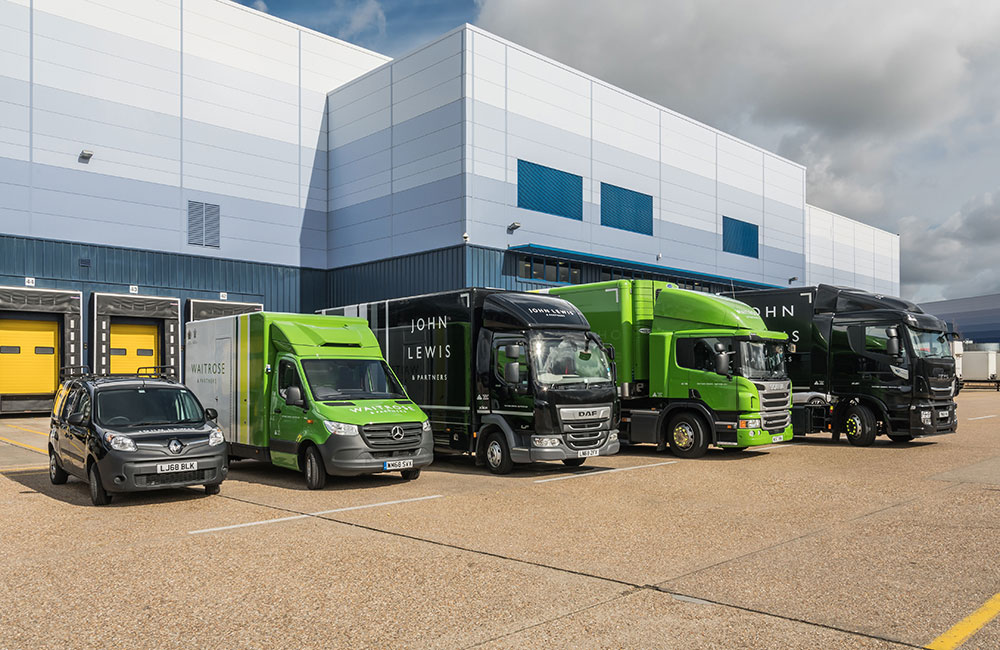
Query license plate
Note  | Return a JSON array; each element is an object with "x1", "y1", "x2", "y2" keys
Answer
[
  {"x1": 578, "y1": 449, "x2": 599, "y2": 458},
  {"x1": 384, "y1": 459, "x2": 413, "y2": 470},
  {"x1": 157, "y1": 461, "x2": 196, "y2": 473},
  {"x1": 771, "y1": 435, "x2": 784, "y2": 443}
]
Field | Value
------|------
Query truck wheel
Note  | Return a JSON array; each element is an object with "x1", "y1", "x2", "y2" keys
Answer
[
  {"x1": 843, "y1": 405, "x2": 877, "y2": 447},
  {"x1": 88, "y1": 463, "x2": 112, "y2": 506},
  {"x1": 204, "y1": 483, "x2": 221, "y2": 495},
  {"x1": 303, "y1": 446, "x2": 327, "y2": 490},
  {"x1": 666, "y1": 413, "x2": 709, "y2": 459},
  {"x1": 49, "y1": 449, "x2": 68, "y2": 485},
  {"x1": 888, "y1": 434, "x2": 914, "y2": 443},
  {"x1": 562, "y1": 458, "x2": 586, "y2": 467},
  {"x1": 484, "y1": 431, "x2": 514, "y2": 475},
  {"x1": 400, "y1": 468, "x2": 421, "y2": 480}
]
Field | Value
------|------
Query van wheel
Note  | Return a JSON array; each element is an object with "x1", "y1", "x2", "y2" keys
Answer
[
  {"x1": 88, "y1": 463, "x2": 112, "y2": 506},
  {"x1": 303, "y1": 446, "x2": 327, "y2": 490},
  {"x1": 666, "y1": 413, "x2": 709, "y2": 458},
  {"x1": 484, "y1": 431, "x2": 514, "y2": 475},
  {"x1": 49, "y1": 449, "x2": 68, "y2": 485},
  {"x1": 843, "y1": 405, "x2": 877, "y2": 447},
  {"x1": 204, "y1": 483, "x2": 221, "y2": 495},
  {"x1": 401, "y1": 469, "x2": 421, "y2": 480},
  {"x1": 562, "y1": 458, "x2": 586, "y2": 467},
  {"x1": 888, "y1": 434, "x2": 914, "y2": 443}
]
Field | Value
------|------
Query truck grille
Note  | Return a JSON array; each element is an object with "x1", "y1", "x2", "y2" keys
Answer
[
  {"x1": 566, "y1": 430, "x2": 608, "y2": 450},
  {"x1": 360, "y1": 422, "x2": 423, "y2": 449},
  {"x1": 135, "y1": 469, "x2": 209, "y2": 486},
  {"x1": 755, "y1": 381, "x2": 791, "y2": 431}
]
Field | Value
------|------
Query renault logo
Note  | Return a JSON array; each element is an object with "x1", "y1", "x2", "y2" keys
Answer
[
  {"x1": 168, "y1": 439, "x2": 183, "y2": 454},
  {"x1": 391, "y1": 426, "x2": 405, "y2": 440}
]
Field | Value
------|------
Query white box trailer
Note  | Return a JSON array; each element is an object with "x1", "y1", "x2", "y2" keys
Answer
[{"x1": 962, "y1": 350, "x2": 997, "y2": 385}]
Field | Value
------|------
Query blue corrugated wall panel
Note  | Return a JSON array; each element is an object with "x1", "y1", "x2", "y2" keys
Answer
[
  {"x1": 722, "y1": 216, "x2": 759, "y2": 258},
  {"x1": 516, "y1": 159, "x2": 583, "y2": 220},
  {"x1": 600, "y1": 183, "x2": 653, "y2": 235},
  {"x1": 327, "y1": 246, "x2": 466, "y2": 307}
]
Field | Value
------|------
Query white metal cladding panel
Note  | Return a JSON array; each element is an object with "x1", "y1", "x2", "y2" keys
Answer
[
  {"x1": 0, "y1": 1, "x2": 30, "y2": 162},
  {"x1": 300, "y1": 31, "x2": 389, "y2": 91},
  {"x1": 592, "y1": 86, "x2": 659, "y2": 161},
  {"x1": 853, "y1": 223, "x2": 877, "y2": 280},
  {"x1": 806, "y1": 205, "x2": 835, "y2": 267},
  {"x1": 35, "y1": 0, "x2": 179, "y2": 50},
  {"x1": 717, "y1": 136, "x2": 764, "y2": 198}
]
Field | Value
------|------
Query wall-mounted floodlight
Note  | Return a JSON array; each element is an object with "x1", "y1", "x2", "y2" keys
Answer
[
  {"x1": 506, "y1": 222, "x2": 521, "y2": 234},
  {"x1": 788, "y1": 276, "x2": 799, "y2": 285},
  {"x1": 79, "y1": 150, "x2": 93, "y2": 163},
  {"x1": 656, "y1": 253, "x2": 662, "y2": 260}
]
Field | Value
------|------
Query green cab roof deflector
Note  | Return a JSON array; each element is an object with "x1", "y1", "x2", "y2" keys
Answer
[
  {"x1": 654, "y1": 287, "x2": 769, "y2": 332},
  {"x1": 269, "y1": 316, "x2": 379, "y2": 355}
]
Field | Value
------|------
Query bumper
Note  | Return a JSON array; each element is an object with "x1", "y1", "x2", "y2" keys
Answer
[
  {"x1": 512, "y1": 431, "x2": 620, "y2": 463},
  {"x1": 319, "y1": 433, "x2": 434, "y2": 476},
  {"x1": 715, "y1": 416, "x2": 793, "y2": 447},
  {"x1": 908, "y1": 401, "x2": 958, "y2": 437},
  {"x1": 99, "y1": 452, "x2": 228, "y2": 493}
]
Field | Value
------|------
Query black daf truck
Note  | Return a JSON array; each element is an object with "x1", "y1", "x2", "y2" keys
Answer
[
  {"x1": 732, "y1": 285, "x2": 958, "y2": 445},
  {"x1": 321, "y1": 289, "x2": 620, "y2": 473}
]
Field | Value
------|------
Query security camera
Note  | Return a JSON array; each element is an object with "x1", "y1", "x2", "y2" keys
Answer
[{"x1": 462, "y1": 232, "x2": 469, "y2": 242}]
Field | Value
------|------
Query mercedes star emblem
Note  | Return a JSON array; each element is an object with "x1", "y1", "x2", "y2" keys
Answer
[{"x1": 391, "y1": 426, "x2": 405, "y2": 440}]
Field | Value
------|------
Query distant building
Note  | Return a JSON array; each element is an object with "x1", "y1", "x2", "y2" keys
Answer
[{"x1": 921, "y1": 294, "x2": 1000, "y2": 343}]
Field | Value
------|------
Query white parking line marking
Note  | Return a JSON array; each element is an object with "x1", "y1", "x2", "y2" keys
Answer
[
  {"x1": 534, "y1": 461, "x2": 677, "y2": 483},
  {"x1": 968, "y1": 414, "x2": 997, "y2": 421},
  {"x1": 752, "y1": 442, "x2": 804, "y2": 451},
  {"x1": 189, "y1": 494, "x2": 444, "y2": 535}
]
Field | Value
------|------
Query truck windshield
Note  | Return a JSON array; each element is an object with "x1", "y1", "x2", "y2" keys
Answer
[
  {"x1": 301, "y1": 359, "x2": 405, "y2": 400},
  {"x1": 907, "y1": 328, "x2": 952, "y2": 358},
  {"x1": 531, "y1": 331, "x2": 613, "y2": 388},
  {"x1": 739, "y1": 341, "x2": 787, "y2": 379},
  {"x1": 95, "y1": 387, "x2": 204, "y2": 428}
]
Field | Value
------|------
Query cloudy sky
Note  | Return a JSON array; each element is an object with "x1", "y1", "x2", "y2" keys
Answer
[{"x1": 240, "y1": 0, "x2": 1000, "y2": 303}]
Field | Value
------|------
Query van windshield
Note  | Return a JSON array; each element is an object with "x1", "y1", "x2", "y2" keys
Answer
[
  {"x1": 301, "y1": 359, "x2": 406, "y2": 400},
  {"x1": 95, "y1": 387, "x2": 204, "y2": 428}
]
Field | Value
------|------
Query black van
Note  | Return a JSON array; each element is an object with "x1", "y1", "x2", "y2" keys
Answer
[{"x1": 48, "y1": 371, "x2": 228, "y2": 505}]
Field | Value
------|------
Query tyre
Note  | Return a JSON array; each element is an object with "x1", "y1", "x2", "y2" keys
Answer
[
  {"x1": 483, "y1": 431, "x2": 514, "y2": 475},
  {"x1": 666, "y1": 412, "x2": 710, "y2": 458},
  {"x1": 204, "y1": 483, "x2": 221, "y2": 495},
  {"x1": 888, "y1": 434, "x2": 914, "y2": 443},
  {"x1": 562, "y1": 458, "x2": 586, "y2": 467},
  {"x1": 88, "y1": 463, "x2": 112, "y2": 506},
  {"x1": 400, "y1": 468, "x2": 421, "y2": 481},
  {"x1": 843, "y1": 404, "x2": 877, "y2": 447},
  {"x1": 303, "y1": 445, "x2": 327, "y2": 490},
  {"x1": 49, "y1": 449, "x2": 68, "y2": 485}
]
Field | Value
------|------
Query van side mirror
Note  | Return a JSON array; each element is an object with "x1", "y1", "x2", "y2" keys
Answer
[
  {"x1": 68, "y1": 412, "x2": 86, "y2": 427},
  {"x1": 285, "y1": 385, "x2": 305, "y2": 408},
  {"x1": 715, "y1": 352, "x2": 730, "y2": 377},
  {"x1": 204, "y1": 408, "x2": 218, "y2": 421},
  {"x1": 504, "y1": 361, "x2": 520, "y2": 386}
]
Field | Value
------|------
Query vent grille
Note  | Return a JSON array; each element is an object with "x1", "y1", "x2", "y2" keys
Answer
[{"x1": 187, "y1": 200, "x2": 221, "y2": 248}]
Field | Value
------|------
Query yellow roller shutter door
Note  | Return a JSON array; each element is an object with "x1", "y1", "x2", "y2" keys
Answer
[
  {"x1": 0, "y1": 319, "x2": 60, "y2": 394},
  {"x1": 109, "y1": 323, "x2": 159, "y2": 375}
]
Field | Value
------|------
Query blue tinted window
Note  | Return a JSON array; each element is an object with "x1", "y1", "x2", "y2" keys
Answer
[
  {"x1": 722, "y1": 217, "x2": 759, "y2": 258},
  {"x1": 517, "y1": 160, "x2": 582, "y2": 220},
  {"x1": 600, "y1": 183, "x2": 653, "y2": 235}
]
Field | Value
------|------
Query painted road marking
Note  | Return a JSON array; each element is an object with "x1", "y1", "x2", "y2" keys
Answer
[
  {"x1": 752, "y1": 442, "x2": 804, "y2": 452},
  {"x1": 967, "y1": 415, "x2": 997, "y2": 421},
  {"x1": 927, "y1": 592, "x2": 1000, "y2": 650},
  {"x1": 5, "y1": 424, "x2": 49, "y2": 438},
  {"x1": 534, "y1": 461, "x2": 677, "y2": 483},
  {"x1": 0, "y1": 466, "x2": 48, "y2": 474},
  {"x1": 0, "y1": 436, "x2": 46, "y2": 455},
  {"x1": 189, "y1": 494, "x2": 445, "y2": 535}
]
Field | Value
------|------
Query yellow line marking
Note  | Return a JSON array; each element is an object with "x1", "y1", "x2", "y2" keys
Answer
[
  {"x1": 0, "y1": 466, "x2": 48, "y2": 474},
  {"x1": 5, "y1": 424, "x2": 49, "y2": 438},
  {"x1": 0, "y1": 436, "x2": 46, "y2": 455},
  {"x1": 927, "y1": 593, "x2": 1000, "y2": 650}
]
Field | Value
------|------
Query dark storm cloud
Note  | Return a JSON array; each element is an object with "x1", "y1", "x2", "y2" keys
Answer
[{"x1": 475, "y1": 0, "x2": 1000, "y2": 300}]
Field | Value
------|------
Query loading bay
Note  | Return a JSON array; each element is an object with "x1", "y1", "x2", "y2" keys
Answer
[{"x1": 2, "y1": 393, "x2": 999, "y2": 649}]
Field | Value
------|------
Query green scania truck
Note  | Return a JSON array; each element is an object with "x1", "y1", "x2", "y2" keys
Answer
[
  {"x1": 542, "y1": 280, "x2": 793, "y2": 457},
  {"x1": 184, "y1": 313, "x2": 433, "y2": 488}
]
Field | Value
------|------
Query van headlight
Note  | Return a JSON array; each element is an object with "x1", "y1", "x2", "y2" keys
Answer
[
  {"x1": 209, "y1": 429, "x2": 225, "y2": 446},
  {"x1": 421, "y1": 420, "x2": 431, "y2": 432},
  {"x1": 324, "y1": 421, "x2": 359, "y2": 436},
  {"x1": 104, "y1": 432, "x2": 136, "y2": 452}
]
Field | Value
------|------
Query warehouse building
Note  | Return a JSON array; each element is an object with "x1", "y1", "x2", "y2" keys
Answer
[
  {"x1": 921, "y1": 294, "x2": 1000, "y2": 343},
  {"x1": 0, "y1": 0, "x2": 898, "y2": 409}
]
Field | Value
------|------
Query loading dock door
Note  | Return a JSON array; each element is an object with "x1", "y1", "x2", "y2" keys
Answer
[
  {"x1": 0, "y1": 320, "x2": 60, "y2": 394},
  {"x1": 109, "y1": 323, "x2": 160, "y2": 375}
]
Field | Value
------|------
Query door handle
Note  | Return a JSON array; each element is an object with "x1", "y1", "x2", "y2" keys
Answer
[{"x1": 274, "y1": 408, "x2": 282, "y2": 414}]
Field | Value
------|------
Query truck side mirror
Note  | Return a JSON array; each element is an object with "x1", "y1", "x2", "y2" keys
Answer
[
  {"x1": 504, "y1": 361, "x2": 520, "y2": 386},
  {"x1": 204, "y1": 407, "x2": 218, "y2": 421},
  {"x1": 715, "y1": 352, "x2": 730, "y2": 377},
  {"x1": 886, "y1": 337, "x2": 900, "y2": 357},
  {"x1": 606, "y1": 344, "x2": 616, "y2": 361},
  {"x1": 505, "y1": 345, "x2": 522, "y2": 359},
  {"x1": 285, "y1": 385, "x2": 305, "y2": 408}
]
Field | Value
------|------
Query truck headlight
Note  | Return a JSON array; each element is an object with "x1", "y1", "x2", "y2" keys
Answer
[
  {"x1": 739, "y1": 419, "x2": 761, "y2": 429},
  {"x1": 532, "y1": 437, "x2": 561, "y2": 447},
  {"x1": 324, "y1": 421, "x2": 359, "y2": 436},
  {"x1": 104, "y1": 432, "x2": 136, "y2": 452},
  {"x1": 209, "y1": 429, "x2": 225, "y2": 446},
  {"x1": 920, "y1": 411, "x2": 932, "y2": 425},
  {"x1": 421, "y1": 420, "x2": 432, "y2": 432},
  {"x1": 608, "y1": 432, "x2": 618, "y2": 441}
]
